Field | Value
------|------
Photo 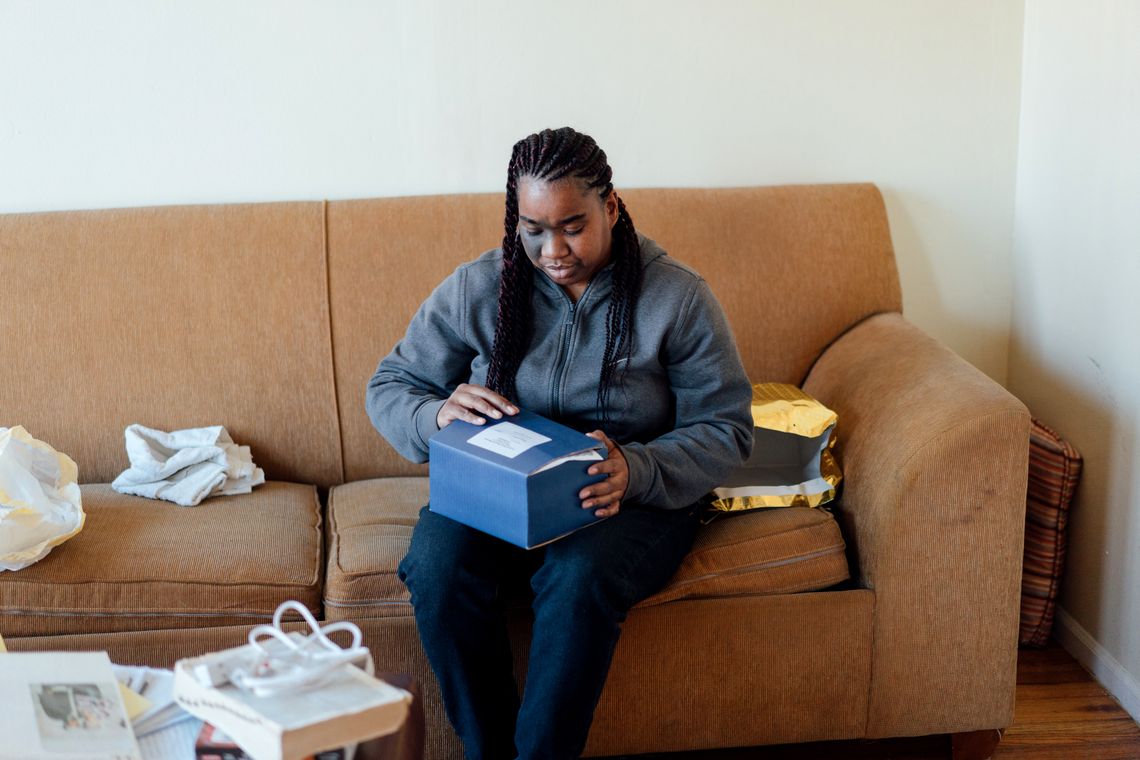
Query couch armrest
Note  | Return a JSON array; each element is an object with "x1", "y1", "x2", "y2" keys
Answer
[{"x1": 803, "y1": 312, "x2": 1029, "y2": 738}]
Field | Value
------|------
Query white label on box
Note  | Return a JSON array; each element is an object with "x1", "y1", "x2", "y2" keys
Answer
[{"x1": 466, "y1": 422, "x2": 552, "y2": 459}]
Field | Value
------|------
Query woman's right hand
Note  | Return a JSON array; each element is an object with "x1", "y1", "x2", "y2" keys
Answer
[{"x1": 436, "y1": 383, "x2": 518, "y2": 429}]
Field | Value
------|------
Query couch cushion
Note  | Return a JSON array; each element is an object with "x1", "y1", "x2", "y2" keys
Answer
[
  {"x1": 326, "y1": 195, "x2": 503, "y2": 482},
  {"x1": 622, "y1": 185, "x2": 902, "y2": 387},
  {"x1": 324, "y1": 478, "x2": 428, "y2": 621},
  {"x1": 0, "y1": 482, "x2": 323, "y2": 636},
  {"x1": 323, "y1": 477, "x2": 849, "y2": 620},
  {"x1": 0, "y1": 201, "x2": 343, "y2": 487},
  {"x1": 636, "y1": 506, "x2": 850, "y2": 607}
]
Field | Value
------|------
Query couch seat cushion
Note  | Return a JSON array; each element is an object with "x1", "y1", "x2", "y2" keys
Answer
[
  {"x1": 635, "y1": 505, "x2": 850, "y2": 608},
  {"x1": 0, "y1": 482, "x2": 323, "y2": 636},
  {"x1": 323, "y1": 477, "x2": 849, "y2": 620},
  {"x1": 324, "y1": 478, "x2": 428, "y2": 620}
]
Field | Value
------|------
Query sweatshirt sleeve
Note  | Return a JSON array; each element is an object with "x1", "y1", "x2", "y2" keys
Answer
[
  {"x1": 365, "y1": 267, "x2": 475, "y2": 463},
  {"x1": 619, "y1": 279, "x2": 754, "y2": 509}
]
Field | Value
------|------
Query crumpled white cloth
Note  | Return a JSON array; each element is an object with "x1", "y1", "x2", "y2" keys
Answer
[{"x1": 111, "y1": 424, "x2": 265, "y2": 507}]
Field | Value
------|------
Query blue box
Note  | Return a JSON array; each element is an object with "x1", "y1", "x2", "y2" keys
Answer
[{"x1": 428, "y1": 410, "x2": 609, "y2": 548}]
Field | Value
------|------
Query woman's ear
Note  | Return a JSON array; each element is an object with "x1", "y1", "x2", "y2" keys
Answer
[{"x1": 606, "y1": 191, "x2": 620, "y2": 229}]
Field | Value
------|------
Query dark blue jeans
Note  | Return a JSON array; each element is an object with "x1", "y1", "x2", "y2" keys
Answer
[{"x1": 397, "y1": 501, "x2": 703, "y2": 760}]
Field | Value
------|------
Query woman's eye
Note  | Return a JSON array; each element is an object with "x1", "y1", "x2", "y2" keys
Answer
[
  {"x1": 564, "y1": 227, "x2": 583, "y2": 236},
  {"x1": 523, "y1": 228, "x2": 542, "y2": 237}
]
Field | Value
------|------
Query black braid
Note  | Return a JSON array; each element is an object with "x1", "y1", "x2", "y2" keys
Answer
[
  {"x1": 484, "y1": 143, "x2": 534, "y2": 401},
  {"x1": 486, "y1": 127, "x2": 643, "y2": 424},
  {"x1": 597, "y1": 195, "x2": 641, "y2": 420}
]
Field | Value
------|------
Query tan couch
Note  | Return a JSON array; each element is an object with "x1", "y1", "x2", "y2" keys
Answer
[{"x1": 0, "y1": 185, "x2": 1029, "y2": 760}]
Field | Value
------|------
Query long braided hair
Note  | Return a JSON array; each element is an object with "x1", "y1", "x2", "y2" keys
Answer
[{"x1": 485, "y1": 127, "x2": 642, "y2": 424}]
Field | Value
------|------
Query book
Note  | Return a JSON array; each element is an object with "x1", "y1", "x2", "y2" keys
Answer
[
  {"x1": 428, "y1": 409, "x2": 609, "y2": 548},
  {"x1": 173, "y1": 637, "x2": 410, "y2": 760},
  {"x1": 195, "y1": 722, "x2": 355, "y2": 760},
  {"x1": 0, "y1": 651, "x2": 141, "y2": 760}
]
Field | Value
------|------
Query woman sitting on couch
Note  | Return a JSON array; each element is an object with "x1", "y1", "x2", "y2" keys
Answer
[{"x1": 366, "y1": 126, "x2": 753, "y2": 760}]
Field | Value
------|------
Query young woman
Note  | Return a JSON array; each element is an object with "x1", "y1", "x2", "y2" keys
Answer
[{"x1": 367, "y1": 127, "x2": 753, "y2": 760}]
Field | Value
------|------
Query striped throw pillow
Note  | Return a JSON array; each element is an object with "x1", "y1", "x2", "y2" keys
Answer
[{"x1": 1019, "y1": 418, "x2": 1083, "y2": 648}]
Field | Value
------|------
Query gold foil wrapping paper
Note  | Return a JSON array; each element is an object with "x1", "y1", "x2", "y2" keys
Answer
[{"x1": 711, "y1": 383, "x2": 842, "y2": 511}]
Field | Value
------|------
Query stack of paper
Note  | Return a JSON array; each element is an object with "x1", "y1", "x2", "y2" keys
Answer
[{"x1": 112, "y1": 664, "x2": 192, "y2": 737}]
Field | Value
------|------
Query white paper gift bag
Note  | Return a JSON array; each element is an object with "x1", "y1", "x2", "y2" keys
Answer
[{"x1": 0, "y1": 426, "x2": 85, "y2": 571}]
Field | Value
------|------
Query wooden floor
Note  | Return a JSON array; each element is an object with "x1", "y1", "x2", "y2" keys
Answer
[{"x1": 604, "y1": 641, "x2": 1140, "y2": 759}]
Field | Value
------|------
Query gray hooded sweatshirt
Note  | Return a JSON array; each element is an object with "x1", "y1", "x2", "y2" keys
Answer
[{"x1": 366, "y1": 235, "x2": 753, "y2": 510}]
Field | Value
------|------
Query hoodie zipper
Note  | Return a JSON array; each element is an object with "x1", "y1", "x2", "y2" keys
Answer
[
  {"x1": 548, "y1": 281, "x2": 595, "y2": 418},
  {"x1": 549, "y1": 301, "x2": 576, "y2": 417}
]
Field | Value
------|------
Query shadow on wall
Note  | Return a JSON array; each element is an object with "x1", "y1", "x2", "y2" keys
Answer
[
  {"x1": 878, "y1": 186, "x2": 1010, "y2": 383},
  {"x1": 1006, "y1": 330, "x2": 1137, "y2": 646},
  {"x1": 878, "y1": 186, "x2": 944, "y2": 323}
]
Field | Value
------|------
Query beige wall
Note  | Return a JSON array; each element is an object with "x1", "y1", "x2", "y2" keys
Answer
[
  {"x1": 0, "y1": 1, "x2": 1024, "y2": 383},
  {"x1": 1008, "y1": 0, "x2": 1140, "y2": 719}
]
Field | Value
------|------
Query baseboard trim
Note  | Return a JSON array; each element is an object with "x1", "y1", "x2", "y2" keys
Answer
[{"x1": 1054, "y1": 606, "x2": 1140, "y2": 723}]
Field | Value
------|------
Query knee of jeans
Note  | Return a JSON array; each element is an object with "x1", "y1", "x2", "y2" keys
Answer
[
  {"x1": 399, "y1": 557, "x2": 453, "y2": 617},
  {"x1": 400, "y1": 542, "x2": 499, "y2": 618},
  {"x1": 398, "y1": 532, "x2": 447, "y2": 597},
  {"x1": 531, "y1": 557, "x2": 633, "y2": 620},
  {"x1": 398, "y1": 542, "x2": 454, "y2": 598},
  {"x1": 396, "y1": 554, "x2": 413, "y2": 588}
]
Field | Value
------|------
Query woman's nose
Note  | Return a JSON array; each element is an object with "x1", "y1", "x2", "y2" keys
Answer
[{"x1": 542, "y1": 235, "x2": 569, "y2": 259}]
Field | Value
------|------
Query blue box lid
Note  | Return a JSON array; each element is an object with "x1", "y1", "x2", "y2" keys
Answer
[{"x1": 429, "y1": 409, "x2": 605, "y2": 473}]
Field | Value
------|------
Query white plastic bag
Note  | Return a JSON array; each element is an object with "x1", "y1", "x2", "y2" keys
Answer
[{"x1": 0, "y1": 426, "x2": 85, "y2": 571}]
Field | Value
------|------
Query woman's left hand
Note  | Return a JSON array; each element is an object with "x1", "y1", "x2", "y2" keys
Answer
[{"x1": 580, "y1": 430, "x2": 628, "y2": 518}]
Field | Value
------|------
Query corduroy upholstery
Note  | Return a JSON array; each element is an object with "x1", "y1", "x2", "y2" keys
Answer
[
  {"x1": 0, "y1": 201, "x2": 343, "y2": 488},
  {"x1": 0, "y1": 483, "x2": 323, "y2": 636},
  {"x1": 619, "y1": 186, "x2": 902, "y2": 387},
  {"x1": 324, "y1": 478, "x2": 429, "y2": 620},
  {"x1": 637, "y1": 507, "x2": 850, "y2": 607},
  {"x1": 327, "y1": 195, "x2": 504, "y2": 482},
  {"x1": 582, "y1": 591, "x2": 874, "y2": 754},
  {"x1": 804, "y1": 312, "x2": 1030, "y2": 738},
  {"x1": 0, "y1": 184, "x2": 1031, "y2": 760},
  {"x1": 323, "y1": 479, "x2": 850, "y2": 620}
]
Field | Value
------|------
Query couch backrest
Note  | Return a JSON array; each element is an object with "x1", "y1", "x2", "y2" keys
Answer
[
  {"x1": 328, "y1": 184, "x2": 901, "y2": 482},
  {"x1": 0, "y1": 202, "x2": 344, "y2": 487},
  {"x1": 327, "y1": 195, "x2": 504, "y2": 481},
  {"x1": 0, "y1": 186, "x2": 899, "y2": 486}
]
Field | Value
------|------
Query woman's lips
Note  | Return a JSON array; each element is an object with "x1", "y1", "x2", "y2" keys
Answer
[{"x1": 546, "y1": 265, "x2": 576, "y2": 280}]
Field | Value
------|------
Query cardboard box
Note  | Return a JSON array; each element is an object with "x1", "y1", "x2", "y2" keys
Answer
[{"x1": 428, "y1": 410, "x2": 608, "y2": 548}]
